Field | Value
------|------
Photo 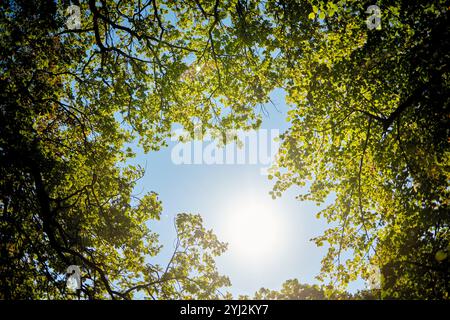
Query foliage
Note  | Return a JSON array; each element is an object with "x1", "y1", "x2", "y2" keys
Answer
[
  {"x1": 246, "y1": 279, "x2": 382, "y2": 300},
  {"x1": 0, "y1": 0, "x2": 256, "y2": 299},
  {"x1": 1, "y1": 0, "x2": 448, "y2": 299},
  {"x1": 265, "y1": 0, "x2": 449, "y2": 298}
]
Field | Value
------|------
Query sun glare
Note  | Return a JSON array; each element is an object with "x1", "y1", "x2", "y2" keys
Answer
[{"x1": 221, "y1": 193, "x2": 286, "y2": 263}]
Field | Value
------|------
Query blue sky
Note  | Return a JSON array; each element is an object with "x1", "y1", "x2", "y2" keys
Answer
[{"x1": 127, "y1": 88, "x2": 364, "y2": 297}]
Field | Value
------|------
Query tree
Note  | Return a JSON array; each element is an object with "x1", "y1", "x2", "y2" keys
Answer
[
  {"x1": 264, "y1": 0, "x2": 449, "y2": 298},
  {"x1": 251, "y1": 279, "x2": 343, "y2": 300},
  {"x1": 1, "y1": 0, "x2": 448, "y2": 300},
  {"x1": 247, "y1": 279, "x2": 380, "y2": 300},
  {"x1": 0, "y1": 0, "x2": 277, "y2": 299}
]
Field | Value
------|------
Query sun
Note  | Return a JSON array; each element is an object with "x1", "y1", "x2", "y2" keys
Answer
[{"x1": 220, "y1": 193, "x2": 286, "y2": 263}]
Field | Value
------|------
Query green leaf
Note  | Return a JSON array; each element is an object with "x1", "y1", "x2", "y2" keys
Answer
[{"x1": 435, "y1": 250, "x2": 447, "y2": 262}]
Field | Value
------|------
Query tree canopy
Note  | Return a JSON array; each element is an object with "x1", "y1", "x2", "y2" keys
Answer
[
  {"x1": 267, "y1": 0, "x2": 449, "y2": 299},
  {"x1": 243, "y1": 278, "x2": 380, "y2": 300},
  {"x1": 1, "y1": 0, "x2": 448, "y2": 299}
]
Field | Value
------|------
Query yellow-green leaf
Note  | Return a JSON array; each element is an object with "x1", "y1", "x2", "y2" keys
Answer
[{"x1": 435, "y1": 250, "x2": 447, "y2": 262}]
